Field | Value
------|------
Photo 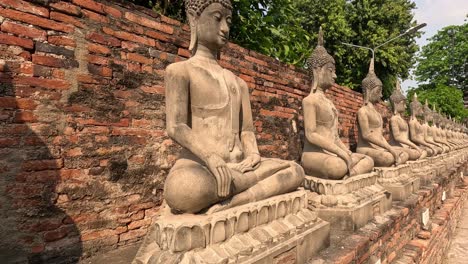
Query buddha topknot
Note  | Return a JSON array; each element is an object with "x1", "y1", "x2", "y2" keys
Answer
[
  {"x1": 390, "y1": 80, "x2": 406, "y2": 104},
  {"x1": 362, "y1": 58, "x2": 383, "y2": 92},
  {"x1": 306, "y1": 27, "x2": 335, "y2": 70},
  {"x1": 185, "y1": 0, "x2": 232, "y2": 17}
]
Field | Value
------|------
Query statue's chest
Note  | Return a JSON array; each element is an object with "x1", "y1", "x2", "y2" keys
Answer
[
  {"x1": 368, "y1": 108, "x2": 382, "y2": 127},
  {"x1": 397, "y1": 118, "x2": 408, "y2": 132},
  {"x1": 316, "y1": 99, "x2": 337, "y2": 126},
  {"x1": 189, "y1": 67, "x2": 240, "y2": 110}
]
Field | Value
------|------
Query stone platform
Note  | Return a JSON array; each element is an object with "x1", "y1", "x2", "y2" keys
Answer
[
  {"x1": 408, "y1": 159, "x2": 437, "y2": 186},
  {"x1": 132, "y1": 190, "x2": 330, "y2": 264},
  {"x1": 375, "y1": 164, "x2": 420, "y2": 201},
  {"x1": 303, "y1": 173, "x2": 392, "y2": 231}
]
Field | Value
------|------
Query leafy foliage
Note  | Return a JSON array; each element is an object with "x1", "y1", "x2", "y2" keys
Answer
[
  {"x1": 407, "y1": 84, "x2": 468, "y2": 121},
  {"x1": 125, "y1": 0, "x2": 420, "y2": 97},
  {"x1": 414, "y1": 23, "x2": 468, "y2": 92}
]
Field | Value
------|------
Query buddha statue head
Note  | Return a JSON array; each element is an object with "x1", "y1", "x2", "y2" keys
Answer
[
  {"x1": 390, "y1": 79, "x2": 406, "y2": 115},
  {"x1": 306, "y1": 27, "x2": 336, "y2": 92},
  {"x1": 185, "y1": 0, "x2": 233, "y2": 55},
  {"x1": 423, "y1": 99, "x2": 433, "y2": 123},
  {"x1": 362, "y1": 58, "x2": 383, "y2": 104},
  {"x1": 410, "y1": 93, "x2": 423, "y2": 118}
]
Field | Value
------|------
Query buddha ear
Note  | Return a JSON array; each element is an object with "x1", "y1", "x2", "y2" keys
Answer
[{"x1": 187, "y1": 11, "x2": 198, "y2": 54}]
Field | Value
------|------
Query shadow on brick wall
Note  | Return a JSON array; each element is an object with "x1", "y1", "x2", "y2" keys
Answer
[{"x1": 0, "y1": 62, "x2": 82, "y2": 264}]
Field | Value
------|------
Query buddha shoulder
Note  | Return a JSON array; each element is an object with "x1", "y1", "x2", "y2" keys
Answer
[{"x1": 165, "y1": 61, "x2": 190, "y2": 80}]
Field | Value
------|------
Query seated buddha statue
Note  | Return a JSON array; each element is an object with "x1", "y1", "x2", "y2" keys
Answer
[
  {"x1": 388, "y1": 80, "x2": 427, "y2": 160},
  {"x1": 356, "y1": 58, "x2": 409, "y2": 167},
  {"x1": 439, "y1": 116, "x2": 457, "y2": 150},
  {"x1": 163, "y1": 0, "x2": 304, "y2": 214},
  {"x1": 301, "y1": 28, "x2": 374, "y2": 180},
  {"x1": 408, "y1": 94, "x2": 438, "y2": 156},
  {"x1": 421, "y1": 100, "x2": 445, "y2": 154},
  {"x1": 430, "y1": 107, "x2": 451, "y2": 152}
]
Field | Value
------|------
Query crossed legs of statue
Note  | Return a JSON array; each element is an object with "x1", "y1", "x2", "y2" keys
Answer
[
  {"x1": 357, "y1": 147, "x2": 409, "y2": 167},
  {"x1": 394, "y1": 146, "x2": 427, "y2": 161},
  {"x1": 301, "y1": 152, "x2": 374, "y2": 180},
  {"x1": 164, "y1": 158, "x2": 304, "y2": 214}
]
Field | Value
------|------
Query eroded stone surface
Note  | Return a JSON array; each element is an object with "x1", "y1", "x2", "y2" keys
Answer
[{"x1": 132, "y1": 191, "x2": 330, "y2": 264}]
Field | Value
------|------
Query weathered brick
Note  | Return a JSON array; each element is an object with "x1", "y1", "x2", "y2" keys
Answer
[
  {"x1": 43, "y1": 227, "x2": 69, "y2": 242},
  {"x1": 48, "y1": 35, "x2": 76, "y2": 48},
  {"x1": 86, "y1": 32, "x2": 120, "y2": 47},
  {"x1": 0, "y1": 7, "x2": 74, "y2": 33},
  {"x1": 102, "y1": 27, "x2": 155, "y2": 47},
  {"x1": 124, "y1": 12, "x2": 174, "y2": 34},
  {"x1": 82, "y1": 9, "x2": 109, "y2": 23},
  {"x1": 87, "y1": 54, "x2": 109, "y2": 65},
  {"x1": 140, "y1": 85, "x2": 164, "y2": 94},
  {"x1": 1, "y1": 20, "x2": 47, "y2": 41},
  {"x1": 13, "y1": 76, "x2": 70, "y2": 90},
  {"x1": 126, "y1": 52, "x2": 152, "y2": 64},
  {"x1": 22, "y1": 159, "x2": 64, "y2": 171},
  {"x1": 103, "y1": 5, "x2": 121, "y2": 18},
  {"x1": 72, "y1": 0, "x2": 105, "y2": 14},
  {"x1": 32, "y1": 54, "x2": 78, "y2": 69},
  {"x1": 88, "y1": 64, "x2": 112, "y2": 77},
  {"x1": 0, "y1": 0, "x2": 49, "y2": 17},
  {"x1": 36, "y1": 42, "x2": 75, "y2": 57},
  {"x1": 128, "y1": 218, "x2": 151, "y2": 230},
  {"x1": 0, "y1": 32, "x2": 33, "y2": 49},
  {"x1": 88, "y1": 43, "x2": 110, "y2": 55},
  {"x1": 119, "y1": 228, "x2": 147, "y2": 242},
  {"x1": 50, "y1": 2, "x2": 82, "y2": 16},
  {"x1": 50, "y1": 11, "x2": 86, "y2": 28},
  {"x1": 81, "y1": 229, "x2": 116, "y2": 242}
]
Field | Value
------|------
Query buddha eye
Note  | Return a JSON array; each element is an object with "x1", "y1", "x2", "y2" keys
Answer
[{"x1": 213, "y1": 12, "x2": 222, "y2": 21}]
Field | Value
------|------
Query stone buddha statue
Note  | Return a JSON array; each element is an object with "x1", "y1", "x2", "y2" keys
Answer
[
  {"x1": 408, "y1": 94, "x2": 437, "y2": 156},
  {"x1": 163, "y1": 0, "x2": 304, "y2": 214},
  {"x1": 430, "y1": 107, "x2": 451, "y2": 152},
  {"x1": 439, "y1": 115, "x2": 457, "y2": 150},
  {"x1": 421, "y1": 100, "x2": 444, "y2": 154},
  {"x1": 301, "y1": 28, "x2": 374, "y2": 180},
  {"x1": 356, "y1": 59, "x2": 409, "y2": 167},
  {"x1": 388, "y1": 80, "x2": 427, "y2": 161}
]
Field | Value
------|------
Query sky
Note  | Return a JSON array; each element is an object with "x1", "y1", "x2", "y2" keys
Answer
[{"x1": 401, "y1": 0, "x2": 467, "y2": 93}]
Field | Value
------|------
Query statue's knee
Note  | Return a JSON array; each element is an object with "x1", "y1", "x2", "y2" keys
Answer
[
  {"x1": 378, "y1": 152, "x2": 394, "y2": 167},
  {"x1": 164, "y1": 166, "x2": 217, "y2": 214},
  {"x1": 288, "y1": 162, "x2": 305, "y2": 185},
  {"x1": 325, "y1": 159, "x2": 347, "y2": 180}
]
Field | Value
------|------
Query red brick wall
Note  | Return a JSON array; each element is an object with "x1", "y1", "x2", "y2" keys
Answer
[{"x1": 0, "y1": 0, "x2": 391, "y2": 262}]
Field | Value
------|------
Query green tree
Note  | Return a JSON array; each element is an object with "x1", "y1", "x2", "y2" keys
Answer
[
  {"x1": 126, "y1": 0, "x2": 420, "y2": 98},
  {"x1": 407, "y1": 84, "x2": 468, "y2": 121},
  {"x1": 414, "y1": 23, "x2": 468, "y2": 91},
  {"x1": 295, "y1": 0, "x2": 420, "y2": 97}
]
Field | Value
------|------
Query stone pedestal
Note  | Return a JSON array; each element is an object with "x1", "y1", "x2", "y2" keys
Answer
[
  {"x1": 132, "y1": 190, "x2": 330, "y2": 264},
  {"x1": 408, "y1": 160, "x2": 436, "y2": 186},
  {"x1": 303, "y1": 173, "x2": 392, "y2": 231},
  {"x1": 375, "y1": 164, "x2": 420, "y2": 201}
]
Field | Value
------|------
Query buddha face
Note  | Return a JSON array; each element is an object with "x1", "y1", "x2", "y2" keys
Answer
[
  {"x1": 315, "y1": 62, "x2": 336, "y2": 90},
  {"x1": 368, "y1": 85, "x2": 383, "y2": 103},
  {"x1": 195, "y1": 3, "x2": 232, "y2": 51},
  {"x1": 394, "y1": 100, "x2": 406, "y2": 114}
]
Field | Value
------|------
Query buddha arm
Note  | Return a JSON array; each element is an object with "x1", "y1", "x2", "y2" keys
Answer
[
  {"x1": 303, "y1": 100, "x2": 349, "y2": 161},
  {"x1": 357, "y1": 110, "x2": 394, "y2": 152},
  {"x1": 391, "y1": 117, "x2": 419, "y2": 150},
  {"x1": 165, "y1": 64, "x2": 210, "y2": 161},
  {"x1": 239, "y1": 79, "x2": 260, "y2": 156}
]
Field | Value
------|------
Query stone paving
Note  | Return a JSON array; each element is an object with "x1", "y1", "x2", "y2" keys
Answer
[{"x1": 445, "y1": 199, "x2": 468, "y2": 264}]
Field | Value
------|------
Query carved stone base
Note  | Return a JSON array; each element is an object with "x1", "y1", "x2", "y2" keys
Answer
[
  {"x1": 303, "y1": 173, "x2": 392, "y2": 231},
  {"x1": 132, "y1": 190, "x2": 330, "y2": 264},
  {"x1": 408, "y1": 160, "x2": 436, "y2": 186},
  {"x1": 375, "y1": 164, "x2": 420, "y2": 201}
]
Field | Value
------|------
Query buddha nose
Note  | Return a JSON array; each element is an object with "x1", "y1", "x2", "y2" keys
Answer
[{"x1": 220, "y1": 19, "x2": 229, "y2": 35}]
